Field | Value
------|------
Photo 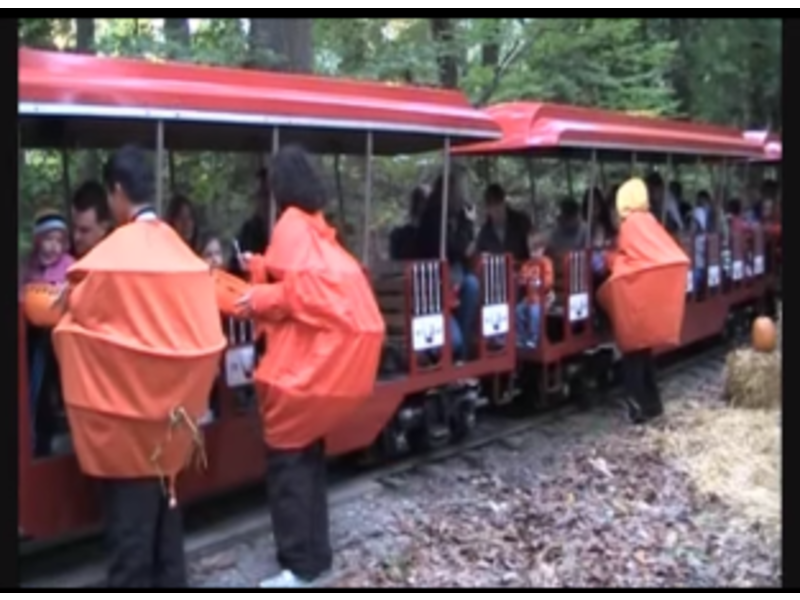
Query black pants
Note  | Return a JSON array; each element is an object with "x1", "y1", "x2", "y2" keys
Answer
[
  {"x1": 265, "y1": 441, "x2": 332, "y2": 581},
  {"x1": 99, "y1": 478, "x2": 187, "y2": 588},
  {"x1": 621, "y1": 349, "x2": 663, "y2": 417}
]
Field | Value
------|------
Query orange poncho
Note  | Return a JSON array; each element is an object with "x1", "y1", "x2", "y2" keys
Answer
[
  {"x1": 52, "y1": 218, "x2": 226, "y2": 496},
  {"x1": 597, "y1": 179, "x2": 689, "y2": 353},
  {"x1": 246, "y1": 207, "x2": 385, "y2": 449}
]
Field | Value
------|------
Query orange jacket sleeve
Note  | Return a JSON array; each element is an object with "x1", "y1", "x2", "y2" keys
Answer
[
  {"x1": 247, "y1": 254, "x2": 268, "y2": 284},
  {"x1": 247, "y1": 283, "x2": 289, "y2": 322}
]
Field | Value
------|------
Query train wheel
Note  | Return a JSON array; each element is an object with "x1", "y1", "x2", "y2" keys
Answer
[
  {"x1": 513, "y1": 364, "x2": 544, "y2": 415},
  {"x1": 381, "y1": 424, "x2": 411, "y2": 458},
  {"x1": 547, "y1": 379, "x2": 571, "y2": 405},
  {"x1": 410, "y1": 392, "x2": 452, "y2": 451},
  {"x1": 451, "y1": 397, "x2": 478, "y2": 442}
]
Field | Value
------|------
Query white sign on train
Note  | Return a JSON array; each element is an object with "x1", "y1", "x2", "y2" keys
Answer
[
  {"x1": 411, "y1": 313, "x2": 445, "y2": 351},
  {"x1": 481, "y1": 303, "x2": 509, "y2": 336}
]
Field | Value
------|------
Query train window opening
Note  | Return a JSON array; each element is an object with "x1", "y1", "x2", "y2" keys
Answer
[{"x1": 364, "y1": 149, "x2": 454, "y2": 378}]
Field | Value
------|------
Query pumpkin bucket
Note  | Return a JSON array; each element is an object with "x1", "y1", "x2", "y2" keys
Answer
[
  {"x1": 211, "y1": 268, "x2": 249, "y2": 316},
  {"x1": 751, "y1": 316, "x2": 777, "y2": 353},
  {"x1": 22, "y1": 283, "x2": 63, "y2": 328}
]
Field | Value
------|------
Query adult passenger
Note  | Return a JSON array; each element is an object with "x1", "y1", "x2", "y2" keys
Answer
[
  {"x1": 547, "y1": 197, "x2": 588, "y2": 254},
  {"x1": 70, "y1": 180, "x2": 113, "y2": 257},
  {"x1": 235, "y1": 146, "x2": 384, "y2": 588},
  {"x1": 52, "y1": 145, "x2": 225, "y2": 587},
  {"x1": 389, "y1": 185, "x2": 428, "y2": 260},
  {"x1": 476, "y1": 183, "x2": 532, "y2": 261},
  {"x1": 415, "y1": 166, "x2": 480, "y2": 359},
  {"x1": 582, "y1": 187, "x2": 617, "y2": 282},
  {"x1": 757, "y1": 180, "x2": 780, "y2": 226},
  {"x1": 597, "y1": 178, "x2": 689, "y2": 424},
  {"x1": 645, "y1": 173, "x2": 683, "y2": 233},
  {"x1": 726, "y1": 199, "x2": 748, "y2": 235},
  {"x1": 165, "y1": 193, "x2": 199, "y2": 251},
  {"x1": 229, "y1": 168, "x2": 271, "y2": 275}
]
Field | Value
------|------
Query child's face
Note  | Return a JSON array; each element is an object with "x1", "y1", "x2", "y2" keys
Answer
[
  {"x1": 203, "y1": 239, "x2": 224, "y2": 269},
  {"x1": 38, "y1": 231, "x2": 65, "y2": 265}
]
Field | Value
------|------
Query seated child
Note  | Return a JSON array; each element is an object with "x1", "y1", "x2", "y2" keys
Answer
[
  {"x1": 21, "y1": 208, "x2": 74, "y2": 287},
  {"x1": 199, "y1": 230, "x2": 225, "y2": 270},
  {"x1": 21, "y1": 208, "x2": 74, "y2": 454},
  {"x1": 516, "y1": 232, "x2": 553, "y2": 348}
]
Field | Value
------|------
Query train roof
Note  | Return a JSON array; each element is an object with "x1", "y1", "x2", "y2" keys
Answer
[
  {"x1": 18, "y1": 48, "x2": 500, "y2": 155},
  {"x1": 452, "y1": 102, "x2": 764, "y2": 163},
  {"x1": 744, "y1": 130, "x2": 781, "y2": 164}
]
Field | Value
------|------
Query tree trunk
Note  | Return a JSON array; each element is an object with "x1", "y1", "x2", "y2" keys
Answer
[
  {"x1": 75, "y1": 19, "x2": 95, "y2": 53},
  {"x1": 73, "y1": 19, "x2": 99, "y2": 181},
  {"x1": 164, "y1": 18, "x2": 191, "y2": 59},
  {"x1": 240, "y1": 19, "x2": 314, "y2": 226},
  {"x1": 481, "y1": 33, "x2": 500, "y2": 70},
  {"x1": 430, "y1": 18, "x2": 459, "y2": 88},
  {"x1": 247, "y1": 19, "x2": 313, "y2": 72},
  {"x1": 668, "y1": 18, "x2": 693, "y2": 117}
]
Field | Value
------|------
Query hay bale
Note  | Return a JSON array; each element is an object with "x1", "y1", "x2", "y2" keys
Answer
[
  {"x1": 649, "y1": 406, "x2": 781, "y2": 533},
  {"x1": 724, "y1": 348, "x2": 781, "y2": 409}
]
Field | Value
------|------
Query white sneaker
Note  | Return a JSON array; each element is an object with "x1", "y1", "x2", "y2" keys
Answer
[{"x1": 259, "y1": 570, "x2": 312, "y2": 588}]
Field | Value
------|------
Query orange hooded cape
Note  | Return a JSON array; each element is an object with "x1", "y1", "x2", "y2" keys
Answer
[
  {"x1": 245, "y1": 207, "x2": 385, "y2": 449},
  {"x1": 52, "y1": 218, "x2": 226, "y2": 500},
  {"x1": 597, "y1": 179, "x2": 689, "y2": 353}
]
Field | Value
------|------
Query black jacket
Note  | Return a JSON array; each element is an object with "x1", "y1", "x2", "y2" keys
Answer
[
  {"x1": 389, "y1": 224, "x2": 418, "y2": 260},
  {"x1": 415, "y1": 198, "x2": 474, "y2": 266},
  {"x1": 476, "y1": 206, "x2": 532, "y2": 261}
]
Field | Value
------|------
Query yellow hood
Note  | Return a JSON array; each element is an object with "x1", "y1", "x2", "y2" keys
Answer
[{"x1": 616, "y1": 178, "x2": 649, "y2": 220}]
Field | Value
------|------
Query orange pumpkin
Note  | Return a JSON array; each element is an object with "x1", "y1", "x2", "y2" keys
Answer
[
  {"x1": 22, "y1": 283, "x2": 63, "y2": 328},
  {"x1": 211, "y1": 268, "x2": 250, "y2": 316},
  {"x1": 752, "y1": 316, "x2": 777, "y2": 352}
]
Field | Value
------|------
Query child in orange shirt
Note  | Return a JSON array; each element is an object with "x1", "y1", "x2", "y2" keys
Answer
[{"x1": 516, "y1": 232, "x2": 553, "y2": 348}]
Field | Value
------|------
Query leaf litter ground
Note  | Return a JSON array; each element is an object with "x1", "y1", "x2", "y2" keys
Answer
[
  {"x1": 190, "y1": 354, "x2": 780, "y2": 587},
  {"x1": 333, "y1": 362, "x2": 780, "y2": 587}
]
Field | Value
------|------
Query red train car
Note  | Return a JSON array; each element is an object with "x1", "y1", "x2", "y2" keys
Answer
[
  {"x1": 18, "y1": 48, "x2": 503, "y2": 543},
  {"x1": 453, "y1": 102, "x2": 777, "y2": 402}
]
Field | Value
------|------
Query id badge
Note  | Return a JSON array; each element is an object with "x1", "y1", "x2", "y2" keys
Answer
[{"x1": 224, "y1": 319, "x2": 256, "y2": 388}]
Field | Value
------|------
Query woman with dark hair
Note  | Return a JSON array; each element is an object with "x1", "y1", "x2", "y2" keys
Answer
[
  {"x1": 582, "y1": 187, "x2": 617, "y2": 247},
  {"x1": 235, "y1": 145, "x2": 384, "y2": 588},
  {"x1": 165, "y1": 194, "x2": 199, "y2": 250}
]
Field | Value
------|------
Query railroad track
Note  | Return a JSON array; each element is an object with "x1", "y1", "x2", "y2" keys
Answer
[{"x1": 22, "y1": 340, "x2": 727, "y2": 588}]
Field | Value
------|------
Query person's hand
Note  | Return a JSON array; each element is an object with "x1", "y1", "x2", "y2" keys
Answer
[
  {"x1": 51, "y1": 283, "x2": 70, "y2": 312},
  {"x1": 235, "y1": 289, "x2": 253, "y2": 318},
  {"x1": 463, "y1": 203, "x2": 476, "y2": 222},
  {"x1": 237, "y1": 251, "x2": 254, "y2": 272}
]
